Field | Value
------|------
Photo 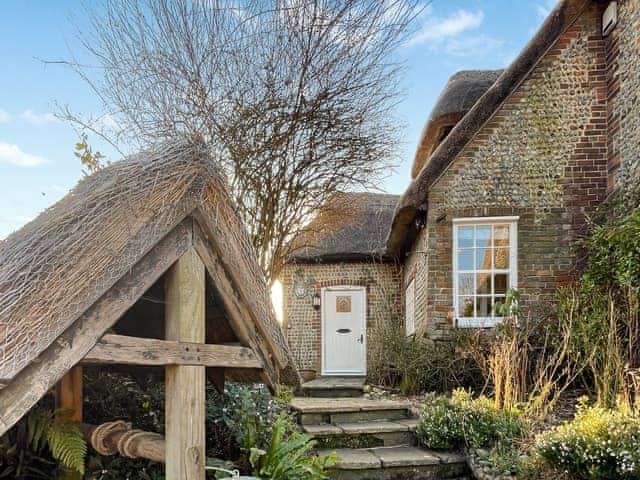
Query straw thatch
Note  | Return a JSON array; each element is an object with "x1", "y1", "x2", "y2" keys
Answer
[
  {"x1": 387, "y1": 0, "x2": 581, "y2": 256},
  {"x1": 290, "y1": 192, "x2": 399, "y2": 263},
  {"x1": 0, "y1": 139, "x2": 298, "y2": 433},
  {"x1": 410, "y1": 70, "x2": 503, "y2": 178}
]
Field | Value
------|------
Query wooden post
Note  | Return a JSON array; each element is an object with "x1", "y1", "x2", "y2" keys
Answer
[
  {"x1": 55, "y1": 366, "x2": 83, "y2": 422},
  {"x1": 55, "y1": 366, "x2": 83, "y2": 479},
  {"x1": 165, "y1": 248, "x2": 206, "y2": 480}
]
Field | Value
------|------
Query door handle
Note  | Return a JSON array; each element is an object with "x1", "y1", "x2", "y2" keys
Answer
[{"x1": 357, "y1": 334, "x2": 363, "y2": 344}]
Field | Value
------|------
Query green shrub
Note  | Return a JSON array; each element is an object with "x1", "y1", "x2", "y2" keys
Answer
[
  {"x1": 207, "y1": 382, "x2": 292, "y2": 451},
  {"x1": 556, "y1": 207, "x2": 640, "y2": 406},
  {"x1": 536, "y1": 400, "x2": 640, "y2": 479},
  {"x1": 83, "y1": 370, "x2": 293, "y2": 477},
  {"x1": 368, "y1": 323, "x2": 483, "y2": 395},
  {"x1": 416, "y1": 389, "x2": 523, "y2": 450},
  {"x1": 487, "y1": 440, "x2": 526, "y2": 477},
  {"x1": 250, "y1": 414, "x2": 338, "y2": 480},
  {"x1": 83, "y1": 370, "x2": 168, "y2": 479}
]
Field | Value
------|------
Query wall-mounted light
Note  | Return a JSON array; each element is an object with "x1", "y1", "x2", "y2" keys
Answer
[
  {"x1": 436, "y1": 213, "x2": 447, "y2": 223},
  {"x1": 312, "y1": 293, "x2": 321, "y2": 310}
]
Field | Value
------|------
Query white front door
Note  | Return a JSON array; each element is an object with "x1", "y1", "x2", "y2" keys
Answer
[{"x1": 322, "y1": 287, "x2": 366, "y2": 375}]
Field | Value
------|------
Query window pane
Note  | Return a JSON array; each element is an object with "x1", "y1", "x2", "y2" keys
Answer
[
  {"x1": 477, "y1": 296, "x2": 491, "y2": 317},
  {"x1": 458, "y1": 250, "x2": 473, "y2": 270},
  {"x1": 493, "y1": 297, "x2": 506, "y2": 316},
  {"x1": 476, "y1": 248, "x2": 491, "y2": 269},
  {"x1": 459, "y1": 297, "x2": 475, "y2": 317},
  {"x1": 476, "y1": 273, "x2": 491, "y2": 294},
  {"x1": 458, "y1": 226, "x2": 474, "y2": 248},
  {"x1": 454, "y1": 220, "x2": 516, "y2": 323},
  {"x1": 494, "y1": 225, "x2": 510, "y2": 247},
  {"x1": 476, "y1": 226, "x2": 492, "y2": 248},
  {"x1": 494, "y1": 248, "x2": 510, "y2": 269},
  {"x1": 494, "y1": 274, "x2": 509, "y2": 294},
  {"x1": 458, "y1": 273, "x2": 474, "y2": 295}
]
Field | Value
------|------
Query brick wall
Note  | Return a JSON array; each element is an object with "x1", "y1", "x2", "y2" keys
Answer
[
  {"x1": 605, "y1": 0, "x2": 640, "y2": 198},
  {"x1": 407, "y1": 3, "x2": 609, "y2": 336},
  {"x1": 280, "y1": 261, "x2": 402, "y2": 374},
  {"x1": 403, "y1": 226, "x2": 429, "y2": 331}
]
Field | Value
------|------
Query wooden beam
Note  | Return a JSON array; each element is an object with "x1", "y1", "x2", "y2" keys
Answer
[
  {"x1": 193, "y1": 212, "x2": 287, "y2": 369},
  {"x1": 0, "y1": 221, "x2": 193, "y2": 436},
  {"x1": 83, "y1": 334, "x2": 261, "y2": 369},
  {"x1": 192, "y1": 224, "x2": 276, "y2": 389},
  {"x1": 165, "y1": 248, "x2": 206, "y2": 480},
  {"x1": 55, "y1": 366, "x2": 83, "y2": 423}
]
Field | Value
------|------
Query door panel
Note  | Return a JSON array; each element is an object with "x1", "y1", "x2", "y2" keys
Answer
[{"x1": 322, "y1": 288, "x2": 366, "y2": 375}]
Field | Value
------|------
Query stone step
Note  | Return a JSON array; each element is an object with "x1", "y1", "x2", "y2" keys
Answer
[
  {"x1": 300, "y1": 377, "x2": 366, "y2": 398},
  {"x1": 304, "y1": 419, "x2": 419, "y2": 448},
  {"x1": 317, "y1": 446, "x2": 469, "y2": 480},
  {"x1": 291, "y1": 397, "x2": 413, "y2": 425}
]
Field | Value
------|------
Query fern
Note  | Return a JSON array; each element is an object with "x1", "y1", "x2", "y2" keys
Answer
[
  {"x1": 26, "y1": 408, "x2": 50, "y2": 452},
  {"x1": 0, "y1": 408, "x2": 87, "y2": 477},
  {"x1": 46, "y1": 418, "x2": 87, "y2": 474},
  {"x1": 251, "y1": 414, "x2": 338, "y2": 480}
]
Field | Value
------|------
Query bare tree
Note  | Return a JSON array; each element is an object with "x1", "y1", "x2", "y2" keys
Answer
[{"x1": 62, "y1": 0, "x2": 420, "y2": 282}]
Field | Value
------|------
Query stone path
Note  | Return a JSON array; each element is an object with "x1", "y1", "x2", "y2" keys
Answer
[
  {"x1": 316, "y1": 446, "x2": 468, "y2": 480},
  {"x1": 293, "y1": 377, "x2": 470, "y2": 479}
]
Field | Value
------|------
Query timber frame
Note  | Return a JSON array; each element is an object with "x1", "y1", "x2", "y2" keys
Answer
[
  {"x1": 0, "y1": 148, "x2": 298, "y2": 480},
  {"x1": 0, "y1": 214, "x2": 296, "y2": 478},
  {"x1": 0, "y1": 137, "x2": 297, "y2": 480}
]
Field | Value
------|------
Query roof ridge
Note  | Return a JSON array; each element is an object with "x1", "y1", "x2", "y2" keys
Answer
[{"x1": 387, "y1": 0, "x2": 586, "y2": 256}]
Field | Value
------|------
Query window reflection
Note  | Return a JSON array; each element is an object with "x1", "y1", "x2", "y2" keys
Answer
[{"x1": 454, "y1": 222, "x2": 515, "y2": 321}]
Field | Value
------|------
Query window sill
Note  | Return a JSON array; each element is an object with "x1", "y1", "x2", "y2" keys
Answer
[{"x1": 456, "y1": 317, "x2": 501, "y2": 328}]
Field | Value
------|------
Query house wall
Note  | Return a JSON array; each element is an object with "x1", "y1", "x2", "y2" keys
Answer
[
  {"x1": 406, "y1": 2, "x2": 610, "y2": 336},
  {"x1": 605, "y1": 0, "x2": 640, "y2": 197},
  {"x1": 281, "y1": 261, "x2": 402, "y2": 375},
  {"x1": 403, "y1": 227, "x2": 429, "y2": 331}
]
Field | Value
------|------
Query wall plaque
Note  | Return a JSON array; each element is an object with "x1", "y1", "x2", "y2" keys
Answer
[{"x1": 336, "y1": 296, "x2": 351, "y2": 313}]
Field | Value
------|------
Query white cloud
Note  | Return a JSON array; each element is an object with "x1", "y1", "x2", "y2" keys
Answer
[
  {"x1": 407, "y1": 8, "x2": 484, "y2": 46},
  {"x1": 20, "y1": 109, "x2": 58, "y2": 126},
  {"x1": 0, "y1": 110, "x2": 11, "y2": 124},
  {"x1": 0, "y1": 143, "x2": 48, "y2": 167},
  {"x1": 445, "y1": 35, "x2": 505, "y2": 57}
]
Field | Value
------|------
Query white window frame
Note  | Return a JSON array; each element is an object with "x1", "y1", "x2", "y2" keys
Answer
[
  {"x1": 405, "y1": 278, "x2": 415, "y2": 336},
  {"x1": 452, "y1": 216, "x2": 518, "y2": 328}
]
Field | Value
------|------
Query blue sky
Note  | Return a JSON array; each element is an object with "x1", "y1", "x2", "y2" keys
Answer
[{"x1": 0, "y1": 0, "x2": 556, "y2": 239}]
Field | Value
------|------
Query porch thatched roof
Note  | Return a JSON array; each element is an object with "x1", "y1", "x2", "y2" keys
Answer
[
  {"x1": 290, "y1": 192, "x2": 399, "y2": 263},
  {"x1": 0, "y1": 139, "x2": 298, "y2": 433}
]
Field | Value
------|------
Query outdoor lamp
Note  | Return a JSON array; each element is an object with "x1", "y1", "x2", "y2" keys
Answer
[{"x1": 312, "y1": 292, "x2": 321, "y2": 310}]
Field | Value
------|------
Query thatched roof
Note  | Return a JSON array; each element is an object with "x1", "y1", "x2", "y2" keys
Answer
[
  {"x1": 291, "y1": 192, "x2": 399, "y2": 263},
  {"x1": 387, "y1": 0, "x2": 585, "y2": 256},
  {"x1": 0, "y1": 139, "x2": 298, "y2": 433},
  {"x1": 410, "y1": 70, "x2": 503, "y2": 178}
]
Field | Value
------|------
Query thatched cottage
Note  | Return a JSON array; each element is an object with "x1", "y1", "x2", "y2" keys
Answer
[
  {"x1": 283, "y1": 0, "x2": 640, "y2": 378},
  {"x1": 281, "y1": 193, "x2": 401, "y2": 379},
  {"x1": 0, "y1": 140, "x2": 298, "y2": 476}
]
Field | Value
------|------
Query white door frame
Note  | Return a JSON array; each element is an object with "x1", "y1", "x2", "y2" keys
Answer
[{"x1": 321, "y1": 285, "x2": 367, "y2": 376}]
